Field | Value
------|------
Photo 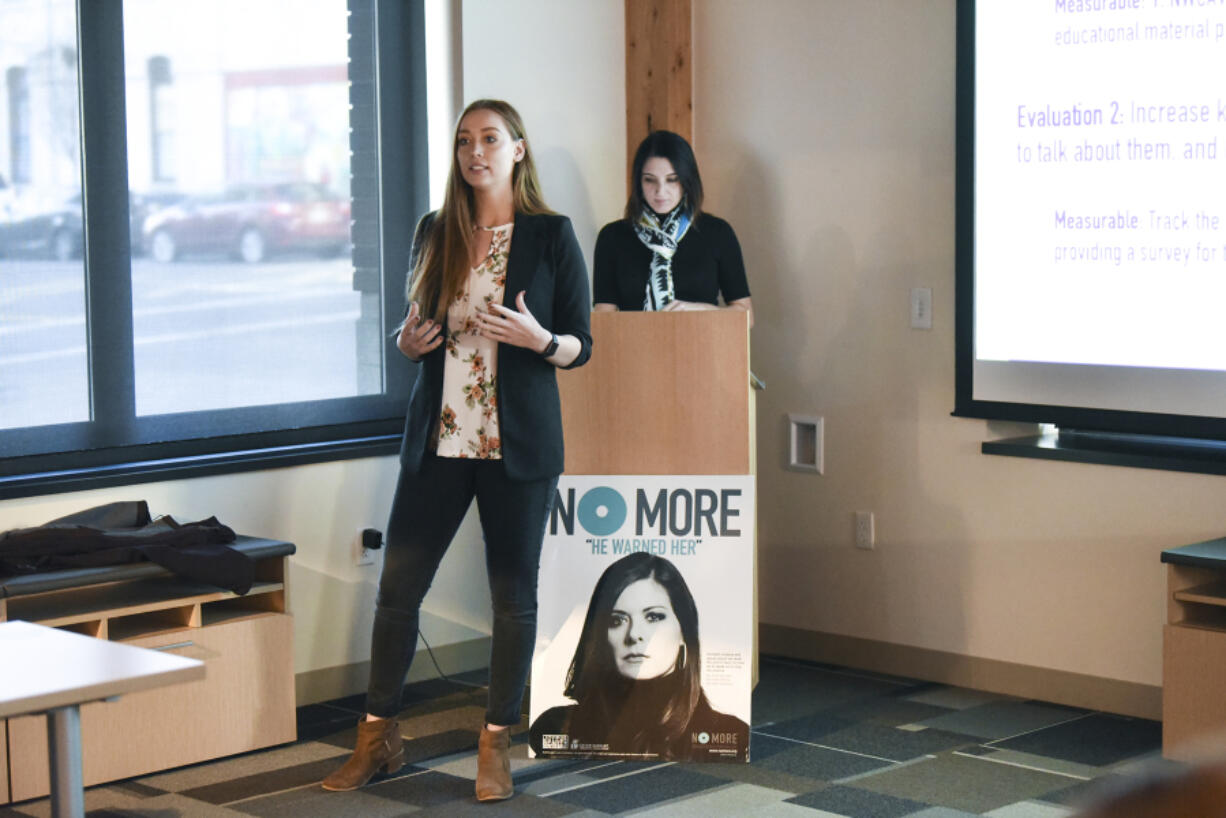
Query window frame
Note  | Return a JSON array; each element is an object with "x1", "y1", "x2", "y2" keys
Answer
[{"x1": 0, "y1": 0, "x2": 428, "y2": 500}]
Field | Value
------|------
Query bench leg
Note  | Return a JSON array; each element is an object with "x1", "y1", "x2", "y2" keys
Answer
[{"x1": 47, "y1": 705, "x2": 84, "y2": 818}]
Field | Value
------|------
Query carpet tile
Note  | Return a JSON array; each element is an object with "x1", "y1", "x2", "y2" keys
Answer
[
  {"x1": 752, "y1": 661, "x2": 911, "y2": 725},
  {"x1": 809, "y1": 723, "x2": 979, "y2": 762},
  {"x1": 177, "y1": 755, "x2": 361, "y2": 805},
  {"x1": 235, "y1": 783, "x2": 419, "y2": 818},
  {"x1": 1031, "y1": 772, "x2": 1133, "y2": 809},
  {"x1": 959, "y1": 748, "x2": 1100, "y2": 780},
  {"x1": 904, "y1": 807, "x2": 981, "y2": 818},
  {"x1": 684, "y1": 756, "x2": 834, "y2": 795},
  {"x1": 510, "y1": 757, "x2": 618, "y2": 788},
  {"x1": 408, "y1": 793, "x2": 585, "y2": 817},
  {"x1": 1106, "y1": 750, "x2": 1183, "y2": 777},
  {"x1": 293, "y1": 703, "x2": 360, "y2": 743},
  {"x1": 400, "y1": 728, "x2": 485, "y2": 765},
  {"x1": 990, "y1": 713, "x2": 1162, "y2": 767},
  {"x1": 548, "y1": 764, "x2": 728, "y2": 813},
  {"x1": 847, "y1": 752, "x2": 1078, "y2": 815},
  {"x1": 136, "y1": 740, "x2": 348, "y2": 792},
  {"x1": 918, "y1": 701, "x2": 1086, "y2": 741},
  {"x1": 833, "y1": 697, "x2": 956, "y2": 728},
  {"x1": 905, "y1": 686, "x2": 1019, "y2": 711},
  {"x1": 751, "y1": 733, "x2": 898, "y2": 781},
  {"x1": 106, "y1": 780, "x2": 165, "y2": 799},
  {"x1": 631, "y1": 782, "x2": 818, "y2": 817},
  {"x1": 758, "y1": 711, "x2": 856, "y2": 743},
  {"x1": 0, "y1": 656, "x2": 1174, "y2": 817},
  {"x1": 354, "y1": 768, "x2": 479, "y2": 808},
  {"x1": 982, "y1": 802, "x2": 1075, "y2": 817},
  {"x1": 787, "y1": 784, "x2": 932, "y2": 817}
]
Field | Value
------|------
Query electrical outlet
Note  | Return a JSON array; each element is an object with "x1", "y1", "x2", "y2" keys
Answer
[
  {"x1": 854, "y1": 511, "x2": 875, "y2": 550},
  {"x1": 353, "y1": 530, "x2": 376, "y2": 566}
]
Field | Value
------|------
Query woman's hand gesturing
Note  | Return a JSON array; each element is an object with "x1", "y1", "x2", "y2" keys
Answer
[
  {"x1": 396, "y1": 301, "x2": 443, "y2": 360},
  {"x1": 476, "y1": 291, "x2": 552, "y2": 352},
  {"x1": 661, "y1": 299, "x2": 715, "y2": 312}
]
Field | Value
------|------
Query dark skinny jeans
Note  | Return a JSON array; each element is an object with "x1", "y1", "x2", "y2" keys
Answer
[{"x1": 366, "y1": 454, "x2": 557, "y2": 726}]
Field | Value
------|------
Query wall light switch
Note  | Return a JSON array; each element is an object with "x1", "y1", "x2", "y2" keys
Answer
[
  {"x1": 854, "y1": 511, "x2": 875, "y2": 549},
  {"x1": 910, "y1": 287, "x2": 933, "y2": 330}
]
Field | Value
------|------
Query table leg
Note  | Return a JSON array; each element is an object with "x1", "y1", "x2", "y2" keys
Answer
[{"x1": 46, "y1": 705, "x2": 85, "y2": 818}]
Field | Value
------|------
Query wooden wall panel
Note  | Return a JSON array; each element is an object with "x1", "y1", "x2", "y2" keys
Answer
[
  {"x1": 559, "y1": 311, "x2": 750, "y2": 475},
  {"x1": 625, "y1": 0, "x2": 692, "y2": 182}
]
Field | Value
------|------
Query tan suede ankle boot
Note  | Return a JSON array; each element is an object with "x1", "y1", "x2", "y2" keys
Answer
[
  {"x1": 475, "y1": 726, "x2": 513, "y2": 801},
  {"x1": 321, "y1": 717, "x2": 404, "y2": 791}
]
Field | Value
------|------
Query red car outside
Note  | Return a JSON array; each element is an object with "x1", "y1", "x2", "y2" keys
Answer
[{"x1": 142, "y1": 182, "x2": 350, "y2": 263}]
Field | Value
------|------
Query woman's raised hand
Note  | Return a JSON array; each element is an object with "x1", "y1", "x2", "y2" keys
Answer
[
  {"x1": 476, "y1": 291, "x2": 553, "y2": 352},
  {"x1": 396, "y1": 301, "x2": 443, "y2": 360}
]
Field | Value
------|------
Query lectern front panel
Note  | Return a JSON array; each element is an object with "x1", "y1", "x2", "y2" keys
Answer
[{"x1": 559, "y1": 311, "x2": 750, "y2": 475}]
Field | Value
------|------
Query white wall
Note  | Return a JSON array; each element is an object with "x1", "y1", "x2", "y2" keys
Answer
[
  {"x1": 461, "y1": 0, "x2": 626, "y2": 269},
  {"x1": 695, "y1": 0, "x2": 1226, "y2": 688}
]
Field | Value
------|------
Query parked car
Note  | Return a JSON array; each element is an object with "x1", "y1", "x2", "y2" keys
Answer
[
  {"x1": 0, "y1": 189, "x2": 83, "y2": 261},
  {"x1": 141, "y1": 182, "x2": 351, "y2": 263},
  {"x1": 129, "y1": 190, "x2": 187, "y2": 255},
  {"x1": 0, "y1": 185, "x2": 187, "y2": 261}
]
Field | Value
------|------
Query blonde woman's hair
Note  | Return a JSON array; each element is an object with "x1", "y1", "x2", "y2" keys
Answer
[{"x1": 408, "y1": 99, "x2": 552, "y2": 323}]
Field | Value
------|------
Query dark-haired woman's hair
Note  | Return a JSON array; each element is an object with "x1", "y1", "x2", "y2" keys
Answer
[
  {"x1": 563, "y1": 553, "x2": 702, "y2": 755},
  {"x1": 624, "y1": 130, "x2": 704, "y2": 221},
  {"x1": 408, "y1": 99, "x2": 552, "y2": 323}
]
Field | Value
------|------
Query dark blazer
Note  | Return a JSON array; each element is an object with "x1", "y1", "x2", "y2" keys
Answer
[{"x1": 399, "y1": 211, "x2": 593, "y2": 481}]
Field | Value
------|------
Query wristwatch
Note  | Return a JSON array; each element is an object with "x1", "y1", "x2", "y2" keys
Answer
[{"x1": 540, "y1": 333, "x2": 559, "y2": 358}]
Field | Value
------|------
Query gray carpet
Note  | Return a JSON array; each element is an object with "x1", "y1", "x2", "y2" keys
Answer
[{"x1": 0, "y1": 656, "x2": 1177, "y2": 817}]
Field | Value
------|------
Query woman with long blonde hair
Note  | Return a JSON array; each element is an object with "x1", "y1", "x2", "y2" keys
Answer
[{"x1": 323, "y1": 99, "x2": 592, "y2": 802}]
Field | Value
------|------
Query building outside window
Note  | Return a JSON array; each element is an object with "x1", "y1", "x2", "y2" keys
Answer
[{"x1": 0, "y1": 0, "x2": 426, "y2": 496}]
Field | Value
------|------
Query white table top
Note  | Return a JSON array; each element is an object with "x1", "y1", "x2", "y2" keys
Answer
[{"x1": 0, "y1": 620, "x2": 205, "y2": 718}]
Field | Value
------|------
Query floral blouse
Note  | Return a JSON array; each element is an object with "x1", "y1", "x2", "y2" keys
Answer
[{"x1": 436, "y1": 223, "x2": 511, "y2": 458}]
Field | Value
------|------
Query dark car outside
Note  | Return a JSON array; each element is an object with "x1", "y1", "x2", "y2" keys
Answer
[
  {"x1": 0, "y1": 183, "x2": 186, "y2": 261},
  {"x1": 0, "y1": 186, "x2": 83, "y2": 262},
  {"x1": 142, "y1": 182, "x2": 351, "y2": 264}
]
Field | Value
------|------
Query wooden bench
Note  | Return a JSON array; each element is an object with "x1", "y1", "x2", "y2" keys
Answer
[{"x1": 0, "y1": 536, "x2": 297, "y2": 804}]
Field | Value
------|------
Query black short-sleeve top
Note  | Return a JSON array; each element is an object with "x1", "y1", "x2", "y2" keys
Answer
[{"x1": 592, "y1": 213, "x2": 750, "y2": 311}]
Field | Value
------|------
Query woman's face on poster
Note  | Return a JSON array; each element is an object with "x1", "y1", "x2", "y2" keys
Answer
[{"x1": 606, "y1": 578, "x2": 684, "y2": 680}]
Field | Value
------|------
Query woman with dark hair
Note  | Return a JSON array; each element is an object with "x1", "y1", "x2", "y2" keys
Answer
[
  {"x1": 592, "y1": 130, "x2": 753, "y2": 324},
  {"x1": 529, "y1": 553, "x2": 748, "y2": 761},
  {"x1": 322, "y1": 99, "x2": 592, "y2": 801}
]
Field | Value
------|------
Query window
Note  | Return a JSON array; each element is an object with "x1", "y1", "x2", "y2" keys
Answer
[{"x1": 0, "y1": 0, "x2": 428, "y2": 498}]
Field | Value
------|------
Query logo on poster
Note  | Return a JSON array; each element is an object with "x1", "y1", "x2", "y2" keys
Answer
[
  {"x1": 552, "y1": 484, "x2": 744, "y2": 538},
  {"x1": 576, "y1": 486, "x2": 626, "y2": 536}
]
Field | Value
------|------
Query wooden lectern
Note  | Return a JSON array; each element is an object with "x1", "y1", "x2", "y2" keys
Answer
[
  {"x1": 558, "y1": 310, "x2": 757, "y2": 679},
  {"x1": 558, "y1": 311, "x2": 753, "y2": 475}
]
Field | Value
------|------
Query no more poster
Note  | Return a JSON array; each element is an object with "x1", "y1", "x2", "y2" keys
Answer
[{"x1": 529, "y1": 474, "x2": 754, "y2": 762}]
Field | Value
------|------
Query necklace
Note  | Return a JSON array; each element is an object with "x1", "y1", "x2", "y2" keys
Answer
[{"x1": 475, "y1": 221, "x2": 512, "y2": 232}]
